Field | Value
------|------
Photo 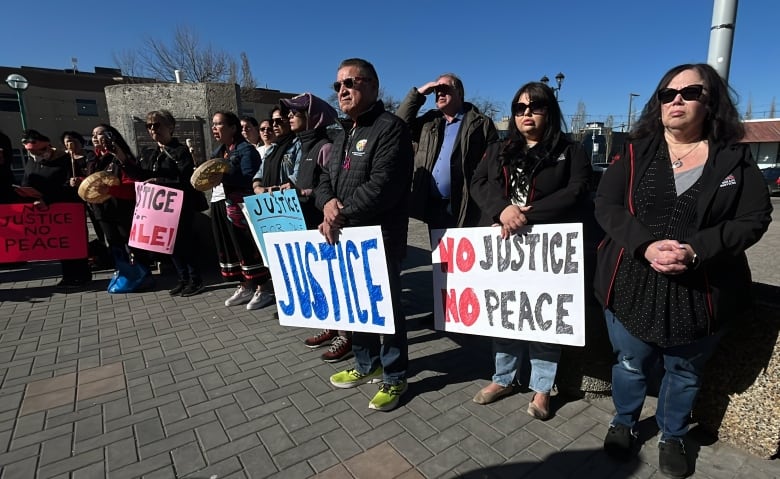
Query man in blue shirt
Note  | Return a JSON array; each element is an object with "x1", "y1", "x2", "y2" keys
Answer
[{"x1": 397, "y1": 73, "x2": 498, "y2": 230}]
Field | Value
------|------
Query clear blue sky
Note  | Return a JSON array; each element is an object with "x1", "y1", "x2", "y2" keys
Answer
[{"x1": 2, "y1": 0, "x2": 777, "y2": 126}]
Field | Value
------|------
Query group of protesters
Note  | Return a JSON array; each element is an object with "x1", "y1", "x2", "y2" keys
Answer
[{"x1": 1, "y1": 57, "x2": 773, "y2": 478}]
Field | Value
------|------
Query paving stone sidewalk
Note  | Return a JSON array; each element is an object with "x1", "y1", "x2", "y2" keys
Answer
[{"x1": 1, "y1": 208, "x2": 778, "y2": 479}]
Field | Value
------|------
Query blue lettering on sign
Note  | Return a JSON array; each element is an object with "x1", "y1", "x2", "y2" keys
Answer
[{"x1": 275, "y1": 239, "x2": 386, "y2": 326}]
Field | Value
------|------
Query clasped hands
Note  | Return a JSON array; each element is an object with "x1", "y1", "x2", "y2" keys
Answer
[
  {"x1": 644, "y1": 240, "x2": 697, "y2": 275},
  {"x1": 318, "y1": 198, "x2": 345, "y2": 244},
  {"x1": 495, "y1": 204, "x2": 532, "y2": 239}
]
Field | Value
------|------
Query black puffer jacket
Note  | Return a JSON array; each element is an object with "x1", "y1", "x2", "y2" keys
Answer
[{"x1": 315, "y1": 101, "x2": 414, "y2": 260}]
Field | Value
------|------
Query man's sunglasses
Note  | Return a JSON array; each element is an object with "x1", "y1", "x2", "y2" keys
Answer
[
  {"x1": 512, "y1": 101, "x2": 547, "y2": 116},
  {"x1": 332, "y1": 76, "x2": 371, "y2": 92},
  {"x1": 657, "y1": 85, "x2": 705, "y2": 104},
  {"x1": 272, "y1": 118, "x2": 287, "y2": 125}
]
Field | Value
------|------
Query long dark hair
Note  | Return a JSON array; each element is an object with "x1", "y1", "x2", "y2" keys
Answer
[
  {"x1": 94, "y1": 124, "x2": 135, "y2": 160},
  {"x1": 630, "y1": 63, "x2": 744, "y2": 144},
  {"x1": 499, "y1": 82, "x2": 568, "y2": 204}
]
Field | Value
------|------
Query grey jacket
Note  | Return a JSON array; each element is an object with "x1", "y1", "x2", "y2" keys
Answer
[{"x1": 396, "y1": 87, "x2": 498, "y2": 227}]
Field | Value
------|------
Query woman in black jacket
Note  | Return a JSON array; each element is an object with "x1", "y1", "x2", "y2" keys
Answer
[
  {"x1": 139, "y1": 110, "x2": 207, "y2": 297},
  {"x1": 470, "y1": 82, "x2": 594, "y2": 420},
  {"x1": 594, "y1": 63, "x2": 772, "y2": 478}
]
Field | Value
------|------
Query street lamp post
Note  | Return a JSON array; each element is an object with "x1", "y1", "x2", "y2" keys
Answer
[
  {"x1": 626, "y1": 93, "x2": 639, "y2": 132},
  {"x1": 540, "y1": 72, "x2": 565, "y2": 99},
  {"x1": 5, "y1": 74, "x2": 29, "y2": 131}
]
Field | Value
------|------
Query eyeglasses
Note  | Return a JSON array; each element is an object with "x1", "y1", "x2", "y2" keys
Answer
[
  {"x1": 272, "y1": 118, "x2": 287, "y2": 125},
  {"x1": 512, "y1": 101, "x2": 548, "y2": 116},
  {"x1": 656, "y1": 84, "x2": 705, "y2": 104},
  {"x1": 146, "y1": 122, "x2": 161, "y2": 130},
  {"x1": 332, "y1": 76, "x2": 372, "y2": 92},
  {"x1": 259, "y1": 127, "x2": 273, "y2": 132}
]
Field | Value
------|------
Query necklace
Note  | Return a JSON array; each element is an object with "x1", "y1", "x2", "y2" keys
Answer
[{"x1": 670, "y1": 141, "x2": 702, "y2": 169}]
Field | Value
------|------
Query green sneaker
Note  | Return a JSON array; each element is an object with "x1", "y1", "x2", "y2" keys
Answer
[
  {"x1": 368, "y1": 381, "x2": 408, "y2": 411},
  {"x1": 330, "y1": 367, "x2": 383, "y2": 389}
]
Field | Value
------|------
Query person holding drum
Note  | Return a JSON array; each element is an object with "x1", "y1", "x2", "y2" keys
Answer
[
  {"x1": 139, "y1": 110, "x2": 208, "y2": 297},
  {"x1": 87, "y1": 124, "x2": 153, "y2": 290},
  {"x1": 204, "y1": 111, "x2": 271, "y2": 309}
]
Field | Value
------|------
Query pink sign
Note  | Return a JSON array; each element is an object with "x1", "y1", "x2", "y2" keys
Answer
[
  {"x1": 128, "y1": 182, "x2": 183, "y2": 254},
  {"x1": 0, "y1": 203, "x2": 88, "y2": 262}
]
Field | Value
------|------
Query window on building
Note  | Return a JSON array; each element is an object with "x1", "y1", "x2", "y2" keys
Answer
[
  {"x1": 76, "y1": 99, "x2": 98, "y2": 116},
  {"x1": 0, "y1": 93, "x2": 20, "y2": 112}
]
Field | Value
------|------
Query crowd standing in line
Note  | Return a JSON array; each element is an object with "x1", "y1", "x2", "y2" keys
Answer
[
  {"x1": 595, "y1": 63, "x2": 772, "y2": 478},
  {"x1": 0, "y1": 57, "x2": 773, "y2": 478}
]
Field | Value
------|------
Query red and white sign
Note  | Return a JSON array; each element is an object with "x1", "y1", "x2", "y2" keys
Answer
[
  {"x1": 0, "y1": 203, "x2": 88, "y2": 262},
  {"x1": 128, "y1": 182, "x2": 183, "y2": 254}
]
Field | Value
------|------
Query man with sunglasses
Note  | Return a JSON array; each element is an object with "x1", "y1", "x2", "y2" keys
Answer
[
  {"x1": 397, "y1": 73, "x2": 498, "y2": 231},
  {"x1": 316, "y1": 58, "x2": 414, "y2": 412}
]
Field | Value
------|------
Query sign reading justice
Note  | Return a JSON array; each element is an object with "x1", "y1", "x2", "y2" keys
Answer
[
  {"x1": 243, "y1": 190, "x2": 306, "y2": 264},
  {"x1": 431, "y1": 224, "x2": 585, "y2": 347},
  {"x1": 264, "y1": 226, "x2": 395, "y2": 334},
  {"x1": 128, "y1": 182, "x2": 183, "y2": 254},
  {"x1": 0, "y1": 203, "x2": 88, "y2": 262}
]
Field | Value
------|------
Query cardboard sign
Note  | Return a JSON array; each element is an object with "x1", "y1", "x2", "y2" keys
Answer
[
  {"x1": 264, "y1": 226, "x2": 395, "y2": 334},
  {"x1": 243, "y1": 190, "x2": 307, "y2": 264},
  {"x1": 431, "y1": 224, "x2": 585, "y2": 347},
  {"x1": 128, "y1": 182, "x2": 183, "y2": 254},
  {"x1": 0, "y1": 202, "x2": 88, "y2": 262}
]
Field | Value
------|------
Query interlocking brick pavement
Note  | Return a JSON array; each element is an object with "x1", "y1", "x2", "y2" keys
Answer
[{"x1": 0, "y1": 202, "x2": 778, "y2": 478}]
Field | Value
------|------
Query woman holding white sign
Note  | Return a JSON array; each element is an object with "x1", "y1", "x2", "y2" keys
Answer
[
  {"x1": 470, "y1": 82, "x2": 594, "y2": 420},
  {"x1": 594, "y1": 64, "x2": 772, "y2": 478}
]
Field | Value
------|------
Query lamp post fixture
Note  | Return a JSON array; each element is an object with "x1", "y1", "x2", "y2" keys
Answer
[
  {"x1": 626, "y1": 93, "x2": 640, "y2": 132},
  {"x1": 540, "y1": 72, "x2": 565, "y2": 99},
  {"x1": 5, "y1": 74, "x2": 29, "y2": 131}
]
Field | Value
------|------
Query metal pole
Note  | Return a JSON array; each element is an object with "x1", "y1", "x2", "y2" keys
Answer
[
  {"x1": 16, "y1": 90, "x2": 27, "y2": 131},
  {"x1": 707, "y1": 0, "x2": 738, "y2": 81}
]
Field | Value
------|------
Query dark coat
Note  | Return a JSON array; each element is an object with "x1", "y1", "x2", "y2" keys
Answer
[
  {"x1": 397, "y1": 88, "x2": 498, "y2": 227},
  {"x1": 315, "y1": 101, "x2": 414, "y2": 260},
  {"x1": 594, "y1": 135, "x2": 773, "y2": 332}
]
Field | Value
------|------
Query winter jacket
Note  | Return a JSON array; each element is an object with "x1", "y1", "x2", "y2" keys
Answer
[
  {"x1": 293, "y1": 127, "x2": 332, "y2": 228},
  {"x1": 315, "y1": 101, "x2": 414, "y2": 260},
  {"x1": 138, "y1": 138, "x2": 207, "y2": 214},
  {"x1": 594, "y1": 135, "x2": 772, "y2": 333},
  {"x1": 212, "y1": 139, "x2": 261, "y2": 198},
  {"x1": 396, "y1": 87, "x2": 498, "y2": 227}
]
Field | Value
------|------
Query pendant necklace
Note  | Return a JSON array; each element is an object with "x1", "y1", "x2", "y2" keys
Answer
[{"x1": 670, "y1": 141, "x2": 702, "y2": 169}]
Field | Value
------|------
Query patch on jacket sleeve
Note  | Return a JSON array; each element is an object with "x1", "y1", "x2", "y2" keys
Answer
[{"x1": 720, "y1": 174, "x2": 737, "y2": 188}]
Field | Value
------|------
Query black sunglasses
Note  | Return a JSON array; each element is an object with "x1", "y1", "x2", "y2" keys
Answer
[
  {"x1": 272, "y1": 118, "x2": 287, "y2": 125},
  {"x1": 512, "y1": 101, "x2": 547, "y2": 116},
  {"x1": 657, "y1": 84, "x2": 705, "y2": 104},
  {"x1": 259, "y1": 127, "x2": 273, "y2": 132},
  {"x1": 332, "y1": 76, "x2": 371, "y2": 92},
  {"x1": 146, "y1": 122, "x2": 161, "y2": 130}
]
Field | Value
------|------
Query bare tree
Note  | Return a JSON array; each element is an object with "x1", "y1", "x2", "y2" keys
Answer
[
  {"x1": 470, "y1": 97, "x2": 501, "y2": 120},
  {"x1": 604, "y1": 114, "x2": 615, "y2": 130},
  {"x1": 571, "y1": 101, "x2": 587, "y2": 134},
  {"x1": 114, "y1": 25, "x2": 237, "y2": 83}
]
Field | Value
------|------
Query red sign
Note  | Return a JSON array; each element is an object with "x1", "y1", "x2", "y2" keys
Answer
[{"x1": 0, "y1": 203, "x2": 88, "y2": 262}]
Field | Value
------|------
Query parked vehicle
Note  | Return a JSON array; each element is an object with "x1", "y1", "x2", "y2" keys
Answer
[{"x1": 762, "y1": 167, "x2": 780, "y2": 196}]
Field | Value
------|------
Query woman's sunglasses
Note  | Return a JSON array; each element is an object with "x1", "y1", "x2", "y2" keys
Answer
[
  {"x1": 512, "y1": 101, "x2": 547, "y2": 116},
  {"x1": 657, "y1": 85, "x2": 705, "y2": 104}
]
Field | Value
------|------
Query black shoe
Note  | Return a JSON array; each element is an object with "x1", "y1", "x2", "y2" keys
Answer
[
  {"x1": 604, "y1": 424, "x2": 634, "y2": 462},
  {"x1": 658, "y1": 439, "x2": 689, "y2": 478},
  {"x1": 181, "y1": 281, "x2": 204, "y2": 297},
  {"x1": 169, "y1": 280, "x2": 188, "y2": 296}
]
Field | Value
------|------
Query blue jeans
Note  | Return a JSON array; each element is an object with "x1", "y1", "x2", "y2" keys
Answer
[
  {"x1": 492, "y1": 338, "x2": 560, "y2": 394},
  {"x1": 605, "y1": 308, "x2": 722, "y2": 440},
  {"x1": 353, "y1": 259, "x2": 407, "y2": 385}
]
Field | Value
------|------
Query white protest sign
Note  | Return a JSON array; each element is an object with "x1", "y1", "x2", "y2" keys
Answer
[
  {"x1": 431, "y1": 224, "x2": 585, "y2": 346},
  {"x1": 264, "y1": 226, "x2": 395, "y2": 334}
]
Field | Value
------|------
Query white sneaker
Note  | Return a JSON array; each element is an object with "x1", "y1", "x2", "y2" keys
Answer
[
  {"x1": 247, "y1": 289, "x2": 275, "y2": 310},
  {"x1": 225, "y1": 285, "x2": 253, "y2": 307}
]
